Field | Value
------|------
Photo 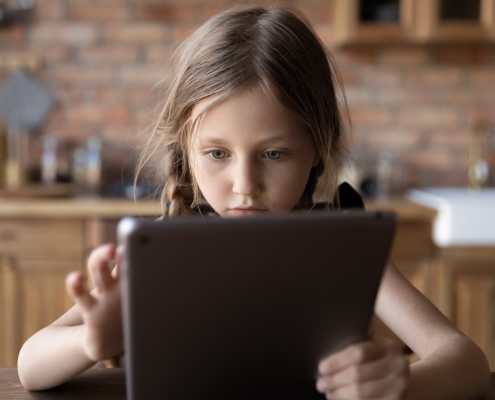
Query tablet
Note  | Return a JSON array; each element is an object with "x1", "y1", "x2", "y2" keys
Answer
[{"x1": 118, "y1": 210, "x2": 397, "y2": 400}]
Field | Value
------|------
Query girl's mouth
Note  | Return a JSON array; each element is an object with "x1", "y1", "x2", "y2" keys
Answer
[{"x1": 229, "y1": 207, "x2": 268, "y2": 215}]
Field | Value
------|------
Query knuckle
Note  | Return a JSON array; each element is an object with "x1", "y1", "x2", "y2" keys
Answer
[
  {"x1": 349, "y1": 365, "x2": 363, "y2": 382},
  {"x1": 351, "y1": 346, "x2": 366, "y2": 363}
]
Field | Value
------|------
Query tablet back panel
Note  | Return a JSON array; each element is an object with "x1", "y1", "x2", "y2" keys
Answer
[{"x1": 118, "y1": 211, "x2": 397, "y2": 400}]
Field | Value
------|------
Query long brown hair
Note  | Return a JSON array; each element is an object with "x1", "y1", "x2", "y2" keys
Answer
[{"x1": 134, "y1": 5, "x2": 350, "y2": 217}]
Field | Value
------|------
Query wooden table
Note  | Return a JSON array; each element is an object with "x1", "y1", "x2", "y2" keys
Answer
[{"x1": 1, "y1": 368, "x2": 495, "y2": 399}]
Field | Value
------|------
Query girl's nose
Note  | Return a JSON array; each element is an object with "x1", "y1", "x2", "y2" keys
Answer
[{"x1": 232, "y1": 159, "x2": 262, "y2": 197}]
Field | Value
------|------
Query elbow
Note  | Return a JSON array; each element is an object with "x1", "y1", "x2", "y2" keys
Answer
[
  {"x1": 17, "y1": 338, "x2": 52, "y2": 391},
  {"x1": 458, "y1": 336, "x2": 491, "y2": 398}
]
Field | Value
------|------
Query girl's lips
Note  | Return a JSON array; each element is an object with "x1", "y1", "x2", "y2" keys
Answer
[{"x1": 230, "y1": 208, "x2": 267, "y2": 215}]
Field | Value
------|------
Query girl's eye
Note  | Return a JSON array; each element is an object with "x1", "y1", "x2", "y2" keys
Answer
[
  {"x1": 209, "y1": 150, "x2": 226, "y2": 160},
  {"x1": 265, "y1": 150, "x2": 283, "y2": 160}
]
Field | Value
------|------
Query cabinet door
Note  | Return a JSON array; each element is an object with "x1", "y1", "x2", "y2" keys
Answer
[
  {"x1": 0, "y1": 256, "x2": 83, "y2": 367},
  {"x1": 334, "y1": 0, "x2": 417, "y2": 45},
  {"x1": 456, "y1": 274, "x2": 495, "y2": 370},
  {"x1": 437, "y1": 247, "x2": 495, "y2": 370},
  {"x1": 416, "y1": 0, "x2": 495, "y2": 42}
]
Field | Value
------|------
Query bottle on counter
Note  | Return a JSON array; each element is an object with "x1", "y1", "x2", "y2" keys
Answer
[{"x1": 85, "y1": 136, "x2": 103, "y2": 197}]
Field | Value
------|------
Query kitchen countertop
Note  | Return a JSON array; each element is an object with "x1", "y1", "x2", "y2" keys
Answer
[{"x1": 0, "y1": 197, "x2": 437, "y2": 220}]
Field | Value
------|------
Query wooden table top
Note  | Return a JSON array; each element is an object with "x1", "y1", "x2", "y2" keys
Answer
[{"x1": 1, "y1": 368, "x2": 494, "y2": 399}]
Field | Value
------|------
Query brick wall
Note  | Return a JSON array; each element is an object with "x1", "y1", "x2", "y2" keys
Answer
[{"x1": 1, "y1": 0, "x2": 494, "y2": 189}]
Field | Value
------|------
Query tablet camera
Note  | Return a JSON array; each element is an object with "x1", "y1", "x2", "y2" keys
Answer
[{"x1": 139, "y1": 235, "x2": 150, "y2": 245}]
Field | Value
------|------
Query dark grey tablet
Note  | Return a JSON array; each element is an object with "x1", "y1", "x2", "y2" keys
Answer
[{"x1": 118, "y1": 211, "x2": 397, "y2": 400}]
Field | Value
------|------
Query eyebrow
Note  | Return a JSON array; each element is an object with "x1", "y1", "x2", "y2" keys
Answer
[{"x1": 196, "y1": 134, "x2": 300, "y2": 146}]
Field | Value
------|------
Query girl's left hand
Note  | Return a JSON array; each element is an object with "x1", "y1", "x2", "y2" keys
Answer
[{"x1": 316, "y1": 337, "x2": 410, "y2": 399}]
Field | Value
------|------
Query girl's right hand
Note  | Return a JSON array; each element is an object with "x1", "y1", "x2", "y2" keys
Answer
[{"x1": 65, "y1": 243, "x2": 123, "y2": 362}]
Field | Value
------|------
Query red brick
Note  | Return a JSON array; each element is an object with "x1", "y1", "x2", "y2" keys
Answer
[
  {"x1": 104, "y1": 24, "x2": 170, "y2": 44},
  {"x1": 379, "y1": 49, "x2": 428, "y2": 67},
  {"x1": 403, "y1": 69, "x2": 462, "y2": 86},
  {"x1": 145, "y1": 45, "x2": 174, "y2": 63},
  {"x1": 52, "y1": 65, "x2": 113, "y2": 85},
  {"x1": 334, "y1": 50, "x2": 377, "y2": 66},
  {"x1": 173, "y1": 24, "x2": 197, "y2": 42},
  {"x1": 468, "y1": 109, "x2": 495, "y2": 125},
  {"x1": 32, "y1": 0, "x2": 67, "y2": 19},
  {"x1": 339, "y1": 69, "x2": 360, "y2": 86},
  {"x1": 29, "y1": 23, "x2": 98, "y2": 46},
  {"x1": 0, "y1": 26, "x2": 26, "y2": 47},
  {"x1": 66, "y1": 105, "x2": 130, "y2": 125},
  {"x1": 70, "y1": 4, "x2": 129, "y2": 21},
  {"x1": 404, "y1": 150, "x2": 454, "y2": 169},
  {"x1": 377, "y1": 89, "x2": 438, "y2": 105},
  {"x1": 78, "y1": 47, "x2": 139, "y2": 63},
  {"x1": 29, "y1": 47, "x2": 71, "y2": 63},
  {"x1": 361, "y1": 68, "x2": 401, "y2": 85},
  {"x1": 344, "y1": 87, "x2": 376, "y2": 106},
  {"x1": 202, "y1": 5, "x2": 230, "y2": 20},
  {"x1": 468, "y1": 68, "x2": 495, "y2": 85},
  {"x1": 136, "y1": 5, "x2": 198, "y2": 22},
  {"x1": 429, "y1": 129, "x2": 472, "y2": 147},
  {"x1": 349, "y1": 108, "x2": 393, "y2": 127},
  {"x1": 134, "y1": 110, "x2": 155, "y2": 126},
  {"x1": 444, "y1": 89, "x2": 495, "y2": 104},
  {"x1": 54, "y1": 85, "x2": 84, "y2": 104},
  {"x1": 312, "y1": 24, "x2": 334, "y2": 47},
  {"x1": 433, "y1": 48, "x2": 492, "y2": 65},
  {"x1": 428, "y1": 170, "x2": 469, "y2": 187},
  {"x1": 120, "y1": 66, "x2": 169, "y2": 87},
  {"x1": 398, "y1": 108, "x2": 459, "y2": 128},
  {"x1": 102, "y1": 125, "x2": 148, "y2": 146},
  {"x1": 368, "y1": 128, "x2": 422, "y2": 150}
]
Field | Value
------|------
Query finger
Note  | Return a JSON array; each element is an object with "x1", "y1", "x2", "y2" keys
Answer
[
  {"x1": 87, "y1": 243, "x2": 117, "y2": 291},
  {"x1": 329, "y1": 372, "x2": 408, "y2": 400},
  {"x1": 111, "y1": 245, "x2": 124, "y2": 279},
  {"x1": 66, "y1": 271, "x2": 97, "y2": 312},
  {"x1": 316, "y1": 352, "x2": 398, "y2": 393},
  {"x1": 318, "y1": 340, "x2": 390, "y2": 376}
]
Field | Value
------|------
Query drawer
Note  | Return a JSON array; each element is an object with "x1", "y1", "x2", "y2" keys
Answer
[{"x1": 0, "y1": 219, "x2": 84, "y2": 252}]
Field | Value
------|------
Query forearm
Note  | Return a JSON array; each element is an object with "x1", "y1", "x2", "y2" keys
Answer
[
  {"x1": 405, "y1": 337, "x2": 491, "y2": 400},
  {"x1": 18, "y1": 325, "x2": 95, "y2": 390}
]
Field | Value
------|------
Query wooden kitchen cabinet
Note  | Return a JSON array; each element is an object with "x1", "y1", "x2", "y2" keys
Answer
[
  {"x1": 334, "y1": 0, "x2": 495, "y2": 46},
  {"x1": 433, "y1": 247, "x2": 495, "y2": 370},
  {"x1": 415, "y1": 0, "x2": 495, "y2": 43},
  {"x1": 334, "y1": 0, "x2": 417, "y2": 46},
  {"x1": 0, "y1": 219, "x2": 85, "y2": 367}
]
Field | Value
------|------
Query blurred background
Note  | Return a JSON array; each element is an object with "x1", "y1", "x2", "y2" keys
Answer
[
  {"x1": 0, "y1": 0, "x2": 494, "y2": 372},
  {"x1": 0, "y1": 0, "x2": 494, "y2": 196}
]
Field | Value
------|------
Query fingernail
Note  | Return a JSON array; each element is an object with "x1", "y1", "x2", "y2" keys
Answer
[{"x1": 316, "y1": 379, "x2": 327, "y2": 392}]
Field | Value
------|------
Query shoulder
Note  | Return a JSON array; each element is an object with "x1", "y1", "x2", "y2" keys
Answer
[{"x1": 313, "y1": 182, "x2": 365, "y2": 211}]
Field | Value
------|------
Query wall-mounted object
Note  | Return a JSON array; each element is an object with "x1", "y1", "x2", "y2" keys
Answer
[
  {"x1": 334, "y1": 0, "x2": 495, "y2": 46},
  {"x1": 0, "y1": 0, "x2": 35, "y2": 29}
]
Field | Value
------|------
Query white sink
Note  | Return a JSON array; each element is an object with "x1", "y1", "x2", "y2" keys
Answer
[{"x1": 407, "y1": 188, "x2": 495, "y2": 247}]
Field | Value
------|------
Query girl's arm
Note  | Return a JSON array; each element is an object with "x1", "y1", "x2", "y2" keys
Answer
[
  {"x1": 376, "y1": 261, "x2": 491, "y2": 400},
  {"x1": 18, "y1": 244, "x2": 123, "y2": 391},
  {"x1": 316, "y1": 260, "x2": 490, "y2": 400}
]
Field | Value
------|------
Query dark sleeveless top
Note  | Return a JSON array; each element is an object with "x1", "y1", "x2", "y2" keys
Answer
[{"x1": 191, "y1": 182, "x2": 364, "y2": 216}]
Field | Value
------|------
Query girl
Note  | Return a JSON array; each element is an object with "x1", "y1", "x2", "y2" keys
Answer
[{"x1": 18, "y1": 6, "x2": 490, "y2": 399}]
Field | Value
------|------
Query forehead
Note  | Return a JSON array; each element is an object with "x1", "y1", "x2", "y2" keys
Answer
[{"x1": 190, "y1": 86, "x2": 309, "y2": 142}]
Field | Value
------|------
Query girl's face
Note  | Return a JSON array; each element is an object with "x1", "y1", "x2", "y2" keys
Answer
[{"x1": 190, "y1": 86, "x2": 317, "y2": 217}]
